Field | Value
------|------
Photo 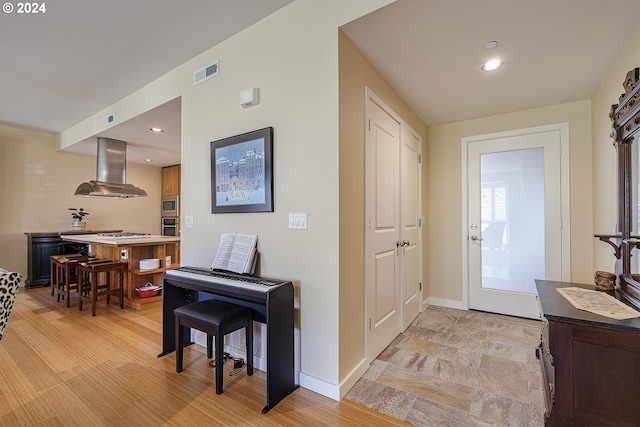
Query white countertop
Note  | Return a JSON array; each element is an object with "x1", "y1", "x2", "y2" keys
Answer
[{"x1": 61, "y1": 234, "x2": 180, "y2": 246}]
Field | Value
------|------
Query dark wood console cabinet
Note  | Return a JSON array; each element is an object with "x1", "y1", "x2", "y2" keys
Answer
[
  {"x1": 24, "y1": 231, "x2": 121, "y2": 288},
  {"x1": 536, "y1": 280, "x2": 640, "y2": 426}
]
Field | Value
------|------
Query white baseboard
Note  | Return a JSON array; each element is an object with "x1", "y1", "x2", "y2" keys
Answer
[
  {"x1": 426, "y1": 298, "x2": 466, "y2": 310},
  {"x1": 297, "y1": 357, "x2": 372, "y2": 401},
  {"x1": 338, "y1": 357, "x2": 370, "y2": 399},
  {"x1": 299, "y1": 372, "x2": 340, "y2": 401}
]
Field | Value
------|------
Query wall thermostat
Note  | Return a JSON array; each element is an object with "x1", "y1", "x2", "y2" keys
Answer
[{"x1": 240, "y1": 88, "x2": 260, "y2": 108}]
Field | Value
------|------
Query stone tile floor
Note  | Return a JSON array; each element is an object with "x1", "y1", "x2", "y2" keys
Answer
[{"x1": 345, "y1": 306, "x2": 546, "y2": 427}]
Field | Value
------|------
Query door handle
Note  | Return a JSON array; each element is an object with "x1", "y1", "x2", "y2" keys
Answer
[
  {"x1": 396, "y1": 240, "x2": 411, "y2": 247},
  {"x1": 470, "y1": 235, "x2": 483, "y2": 241}
]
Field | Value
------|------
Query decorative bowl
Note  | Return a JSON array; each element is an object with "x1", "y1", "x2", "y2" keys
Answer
[
  {"x1": 139, "y1": 258, "x2": 160, "y2": 270},
  {"x1": 594, "y1": 271, "x2": 615, "y2": 291}
]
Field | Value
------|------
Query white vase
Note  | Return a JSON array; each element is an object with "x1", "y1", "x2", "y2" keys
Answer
[{"x1": 72, "y1": 221, "x2": 86, "y2": 231}]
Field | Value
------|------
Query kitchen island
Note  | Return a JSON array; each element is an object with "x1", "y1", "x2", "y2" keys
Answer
[{"x1": 61, "y1": 233, "x2": 180, "y2": 309}]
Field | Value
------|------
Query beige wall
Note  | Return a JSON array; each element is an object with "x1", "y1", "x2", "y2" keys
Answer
[
  {"x1": 0, "y1": 124, "x2": 162, "y2": 277},
  {"x1": 57, "y1": 0, "x2": 393, "y2": 399},
  {"x1": 592, "y1": 24, "x2": 640, "y2": 272},
  {"x1": 425, "y1": 23, "x2": 639, "y2": 306},
  {"x1": 337, "y1": 31, "x2": 427, "y2": 385},
  {"x1": 426, "y1": 100, "x2": 593, "y2": 304}
]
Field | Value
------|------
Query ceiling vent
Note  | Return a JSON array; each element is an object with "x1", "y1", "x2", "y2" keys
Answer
[
  {"x1": 102, "y1": 113, "x2": 115, "y2": 127},
  {"x1": 194, "y1": 59, "x2": 220, "y2": 86}
]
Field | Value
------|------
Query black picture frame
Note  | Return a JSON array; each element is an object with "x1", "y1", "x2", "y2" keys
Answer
[{"x1": 211, "y1": 127, "x2": 274, "y2": 213}]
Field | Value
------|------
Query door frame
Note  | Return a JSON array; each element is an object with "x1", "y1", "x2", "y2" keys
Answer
[{"x1": 460, "y1": 123, "x2": 571, "y2": 310}]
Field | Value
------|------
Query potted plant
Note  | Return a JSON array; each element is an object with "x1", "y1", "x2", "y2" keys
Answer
[{"x1": 68, "y1": 208, "x2": 89, "y2": 231}]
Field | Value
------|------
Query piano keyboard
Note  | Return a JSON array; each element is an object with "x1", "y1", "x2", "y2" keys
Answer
[{"x1": 165, "y1": 266, "x2": 282, "y2": 293}]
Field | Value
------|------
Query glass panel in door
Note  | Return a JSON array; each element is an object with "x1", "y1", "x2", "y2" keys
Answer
[{"x1": 480, "y1": 148, "x2": 545, "y2": 295}]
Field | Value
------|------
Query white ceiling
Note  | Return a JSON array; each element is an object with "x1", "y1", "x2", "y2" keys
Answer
[
  {"x1": 0, "y1": 0, "x2": 293, "y2": 167},
  {"x1": 341, "y1": 0, "x2": 640, "y2": 127},
  {"x1": 2, "y1": 0, "x2": 639, "y2": 167}
]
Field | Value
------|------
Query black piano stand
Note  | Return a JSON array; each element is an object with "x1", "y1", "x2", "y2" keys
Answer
[{"x1": 159, "y1": 274, "x2": 297, "y2": 413}]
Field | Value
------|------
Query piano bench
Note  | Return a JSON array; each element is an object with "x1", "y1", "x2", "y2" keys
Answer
[{"x1": 174, "y1": 299, "x2": 254, "y2": 395}]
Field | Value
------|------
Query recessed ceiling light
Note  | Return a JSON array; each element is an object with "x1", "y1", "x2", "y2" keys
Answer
[
  {"x1": 483, "y1": 41, "x2": 498, "y2": 50},
  {"x1": 481, "y1": 59, "x2": 503, "y2": 71},
  {"x1": 144, "y1": 158, "x2": 153, "y2": 162},
  {"x1": 150, "y1": 127, "x2": 164, "y2": 133}
]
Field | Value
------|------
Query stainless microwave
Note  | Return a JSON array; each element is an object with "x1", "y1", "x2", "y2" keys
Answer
[{"x1": 161, "y1": 195, "x2": 179, "y2": 217}]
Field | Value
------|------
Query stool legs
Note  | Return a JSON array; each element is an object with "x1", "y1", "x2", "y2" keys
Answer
[
  {"x1": 205, "y1": 322, "x2": 254, "y2": 376},
  {"x1": 50, "y1": 255, "x2": 88, "y2": 307},
  {"x1": 59, "y1": 262, "x2": 78, "y2": 307},
  {"x1": 51, "y1": 259, "x2": 72, "y2": 305},
  {"x1": 89, "y1": 270, "x2": 98, "y2": 316},
  {"x1": 208, "y1": 319, "x2": 253, "y2": 394},
  {"x1": 78, "y1": 262, "x2": 125, "y2": 316},
  {"x1": 50, "y1": 259, "x2": 57, "y2": 297},
  {"x1": 55, "y1": 263, "x2": 63, "y2": 302},
  {"x1": 60, "y1": 263, "x2": 68, "y2": 306},
  {"x1": 246, "y1": 321, "x2": 253, "y2": 376},
  {"x1": 58, "y1": 263, "x2": 66, "y2": 305},
  {"x1": 175, "y1": 317, "x2": 184, "y2": 373},
  {"x1": 215, "y1": 330, "x2": 224, "y2": 394},
  {"x1": 78, "y1": 269, "x2": 93, "y2": 315},
  {"x1": 175, "y1": 308, "x2": 254, "y2": 395},
  {"x1": 206, "y1": 335, "x2": 214, "y2": 359}
]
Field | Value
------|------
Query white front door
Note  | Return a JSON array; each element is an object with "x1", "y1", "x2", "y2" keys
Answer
[
  {"x1": 365, "y1": 88, "x2": 422, "y2": 359},
  {"x1": 464, "y1": 125, "x2": 569, "y2": 319}
]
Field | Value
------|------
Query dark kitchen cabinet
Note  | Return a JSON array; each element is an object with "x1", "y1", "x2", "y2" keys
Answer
[
  {"x1": 24, "y1": 231, "x2": 120, "y2": 288},
  {"x1": 26, "y1": 235, "x2": 64, "y2": 287}
]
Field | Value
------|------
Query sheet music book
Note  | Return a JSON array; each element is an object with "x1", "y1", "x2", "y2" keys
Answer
[{"x1": 211, "y1": 233, "x2": 258, "y2": 274}]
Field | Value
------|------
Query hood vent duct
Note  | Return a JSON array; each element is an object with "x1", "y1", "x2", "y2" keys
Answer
[{"x1": 75, "y1": 137, "x2": 148, "y2": 198}]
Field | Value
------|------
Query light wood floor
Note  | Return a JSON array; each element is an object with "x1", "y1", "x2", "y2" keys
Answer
[{"x1": 0, "y1": 287, "x2": 410, "y2": 427}]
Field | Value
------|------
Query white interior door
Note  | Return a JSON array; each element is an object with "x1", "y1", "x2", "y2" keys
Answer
[
  {"x1": 365, "y1": 88, "x2": 422, "y2": 359},
  {"x1": 365, "y1": 91, "x2": 401, "y2": 358},
  {"x1": 400, "y1": 125, "x2": 421, "y2": 331},
  {"x1": 465, "y1": 127, "x2": 567, "y2": 319}
]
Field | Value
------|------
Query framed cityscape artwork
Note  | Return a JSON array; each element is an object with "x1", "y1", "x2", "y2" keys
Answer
[{"x1": 210, "y1": 127, "x2": 274, "y2": 213}]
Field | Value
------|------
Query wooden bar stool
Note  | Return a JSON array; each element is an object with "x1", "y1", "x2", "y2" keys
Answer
[
  {"x1": 50, "y1": 255, "x2": 59, "y2": 297},
  {"x1": 174, "y1": 299, "x2": 254, "y2": 395},
  {"x1": 50, "y1": 254, "x2": 88, "y2": 306},
  {"x1": 77, "y1": 260, "x2": 126, "y2": 316}
]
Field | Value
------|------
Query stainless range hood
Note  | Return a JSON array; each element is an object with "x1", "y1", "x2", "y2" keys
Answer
[{"x1": 75, "y1": 137, "x2": 148, "y2": 198}]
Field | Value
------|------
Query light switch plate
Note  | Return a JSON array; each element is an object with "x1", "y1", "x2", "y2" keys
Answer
[
  {"x1": 288, "y1": 213, "x2": 307, "y2": 230},
  {"x1": 185, "y1": 215, "x2": 193, "y2": 228}
]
